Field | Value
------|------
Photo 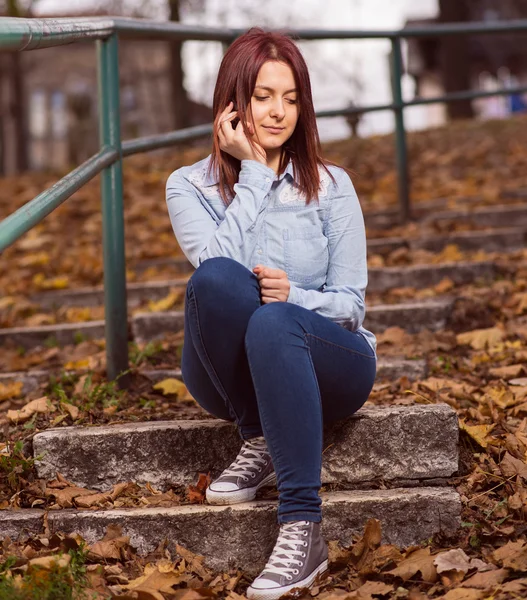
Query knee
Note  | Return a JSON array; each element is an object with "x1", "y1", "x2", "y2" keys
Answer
[
  {"x1": 245, "y1": 302, "x2": 298, "y2": 345},
  {"x1": 188, "y1": 256, "x2": 244, "y2": 294}
]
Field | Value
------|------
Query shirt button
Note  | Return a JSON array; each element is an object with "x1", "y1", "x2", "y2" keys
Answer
[
  {"x1": 265, "y1": 177, "x2": 270, "y2": 183},
  {"x1": 258, "y1": 249, "x2": 263, "y2": 254}
]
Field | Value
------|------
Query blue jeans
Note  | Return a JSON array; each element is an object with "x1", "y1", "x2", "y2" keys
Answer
[{"x1": 182, "y1": 257, "x2": 376, "y2": 524}]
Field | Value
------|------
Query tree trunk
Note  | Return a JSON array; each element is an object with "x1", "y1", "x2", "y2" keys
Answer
[
  {"x1": 6, "y1": 0, "x2": 30, "y2": 172},
  {"x1": 168, "y1": 0, "x2": 191, "y2": 130},
  {"x1": 438, "y1": 0, "x2": 475, "y2": 120}
]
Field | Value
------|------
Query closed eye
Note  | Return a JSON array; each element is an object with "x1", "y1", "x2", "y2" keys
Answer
[{"x1": 254, "y1": 96, "x2": 297, "y2": 104}]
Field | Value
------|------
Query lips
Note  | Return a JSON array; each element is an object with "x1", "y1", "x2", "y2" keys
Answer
[{"x1": 263, "y1": 126, "x2": 285, "y2": 134}]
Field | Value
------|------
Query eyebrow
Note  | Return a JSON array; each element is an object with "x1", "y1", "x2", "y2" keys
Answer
[{"x1": 254, "y1": 85, "x2": 298, "y2": 94}]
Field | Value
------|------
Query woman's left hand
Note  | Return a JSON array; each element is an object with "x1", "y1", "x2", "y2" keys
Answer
[{"x1": 253, "y1": 265, "x2": 291, "y2": 303}]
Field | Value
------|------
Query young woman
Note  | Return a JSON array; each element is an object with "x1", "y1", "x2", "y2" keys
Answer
[{"x1": 166, "y1": 27, "x2": 377, "y2": 600}]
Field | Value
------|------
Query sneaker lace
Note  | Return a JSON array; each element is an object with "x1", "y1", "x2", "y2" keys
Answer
[
  {"x1": 222, "y1": 440, "x2": 270, "y2": 481},
  {"x1": 261, "y1": 521, "x2": 309, "y2": 579}
]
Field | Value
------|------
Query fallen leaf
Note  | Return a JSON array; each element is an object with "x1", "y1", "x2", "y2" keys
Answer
[
  {"x1": 354, "y1": 580, "x2": 393, "y2": 598},
  {"x1": 148, "y1": 290, "x2": 182, "y2": 312},
  {"x1": 153, "y1": 378, "x2": 187, "y2": 397},
  {"x1": 433, "y1": 548, "x2": 472, "y2": 574},
  {"x1": 456, "y1": 327, "x2": 505, "y2": 350},
  {"x1": 438, "y1": 589, "x2": 486, "y2": 600},
  {"x1": 386, "y1": 547, "x2": 438, "y2": 583},
  {"x1": 0, "y1": 381, "x2": 23, "y2": 401},
  {"x1": 460, "y1": 567, "x2": 509, "y2": 589},
  {"x1": 500, "y1": 452, "x2": 527, "y2": 480},
  {"x1": 489, "y1": 364, "x2": 526, "y2": 379},
  {"x1": 459, "y1": 421, "x2": 494, "y2": 448},
  {"x1": 7, "y1": 396, "x2": 55, "y2": 423},
  {"x1": 46, "y1": 485, "x2": 99, "y2": 508},
  {"x1": 28, "y1": 554, "x2": 71, "y2": 570}
]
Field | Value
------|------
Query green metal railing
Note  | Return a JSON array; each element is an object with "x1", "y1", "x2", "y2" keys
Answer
[{"x1": 1, "y1": 16, "x2": 527, "y2": 381}]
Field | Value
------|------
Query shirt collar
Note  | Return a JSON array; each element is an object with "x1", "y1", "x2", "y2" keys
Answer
[{"x1": 202, "y1": 154, "x2": 296, "y2": 186}]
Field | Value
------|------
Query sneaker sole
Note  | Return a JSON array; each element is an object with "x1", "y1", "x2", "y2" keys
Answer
[
  {"x1": 246, "y1": 559, "x2": 329, "y2": 600},
  {"x1": 206, "y1": 471, "x2": 277, "y2": 505}
]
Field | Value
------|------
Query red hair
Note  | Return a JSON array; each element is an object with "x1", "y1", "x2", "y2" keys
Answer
[{"x1": 208, "y1": 27, "x2": 339, "y2": 206}]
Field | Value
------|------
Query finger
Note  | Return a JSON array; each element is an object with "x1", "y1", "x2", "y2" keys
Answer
[
  {"x1": 261, "y1": 295, "x2": 280, "y2": 304},
  {"x1": 257, "y1": 268, "x2": 285, "y2": 281},
  {"x1": 258, "y1": 277, "x2": 283, "y2": 290}
]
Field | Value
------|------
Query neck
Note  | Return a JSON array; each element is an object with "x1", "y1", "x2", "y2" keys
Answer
[{"x1": 265, "y1": 148, "x2": 283, "y2": 174}]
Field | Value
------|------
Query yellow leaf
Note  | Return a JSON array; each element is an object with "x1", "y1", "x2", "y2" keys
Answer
[
  {"x1": 64, "y1": 358, "x2": 92, "y2": 370},
  {"x1": 0, "y1": 381, "x2": 23, "y2": 401},
  {"x1": 456, "y1": 327, "x2": 505, "y2": 350},
  {"x1": 459, "y1": 420, "x2": 495, "y2": 448},
  {"x1": 18, "y1": 252, "x2": 50, "y2": 268},
  {"x1": 32, "y1": 274, "x2": 69, "y2": 290},
  {"x1": 7, "y1": 396, "x2": 55, "y2": 423},
  {"x1": 148, "y1": 290, "x2": 182, "y2": 312},
  {"x1": 28, "y1": 554, "x2": 71, "y2": 570},
  {"x1": 153, "y1": 378, "x2": 187, "y2": 397}
]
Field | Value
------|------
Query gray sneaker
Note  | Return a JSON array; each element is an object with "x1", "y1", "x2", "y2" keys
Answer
[
  {"x1": 246, "y1": 520, "x2": 329, "y2": 600},
  {"x1": 206, "y1": 436, "x2": 276, "y2": 505}
]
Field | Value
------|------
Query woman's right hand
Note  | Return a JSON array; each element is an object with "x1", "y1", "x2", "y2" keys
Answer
[{"x1": 217, "y1": 102, "x2": 267, "y2": 165}]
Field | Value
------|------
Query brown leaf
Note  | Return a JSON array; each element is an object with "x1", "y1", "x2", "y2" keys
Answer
[
  {"x1": 122, "y1": 561, "x2": 184, "y2": 595},
  {"x1": 46, "y1": 485, "x2": 99, "y2": 508},
  {"x1": 459, "y1": 421, "x2": 494, "y2": 449},
  {"x1": 350, "y1": 519, "x2": 382, "y2": 571},
  {"x1": 385, "y1": 547, "x2": 438, "y2": 583},
  {"x1": 460, "y1": 567, "x2": 509, "y2": 589},
  {"x1": 354, "y1": 580, "x2": 393, "y2": 598},
  {"x1": 500, "y1": 452, "x2": 527, "y2": 480},
  {"x1": 75, "y1": 492, "x2": 112, "y2": 508},
  {"x1": 7, "y1": 396, "x2": 55, "y2": 423},
  {"x1": 187, "y1": 473, "x2": 211, "y2": 504},
  {"x1": 0, "y1": 381, "x2": 23, "y2": 401},
  {"x1": 433, "y1": 548, "x2": 472, "y2": 574},
  {"x1": 489, "y1": 364, "x2": 526, "y2": 379},
  {"x1": 438, "y1": 589, "x2": 486, "y2": 600},
  {"x1": 456, "y1": 327, "x2": 505, "y2": 350}
]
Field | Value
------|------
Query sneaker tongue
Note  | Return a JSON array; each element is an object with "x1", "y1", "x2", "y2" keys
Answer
[{"x1": 247, "y1": 436, "x2": 267, "y2": 450}]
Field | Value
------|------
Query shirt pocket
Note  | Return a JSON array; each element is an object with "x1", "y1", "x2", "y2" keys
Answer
[{"x1": 283, "y1": 226, "x2": 329, "y2": 284}]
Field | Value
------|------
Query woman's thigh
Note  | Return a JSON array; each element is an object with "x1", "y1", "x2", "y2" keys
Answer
[{"x1": 253, "y1": 302, "x2": 377, "y2": 423}]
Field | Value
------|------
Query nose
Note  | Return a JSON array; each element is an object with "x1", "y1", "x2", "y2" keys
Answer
[{"x1": 270, "y1": 98, "x2": 286, "y2": 120}]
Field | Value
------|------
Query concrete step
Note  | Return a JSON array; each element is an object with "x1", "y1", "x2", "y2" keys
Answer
[
  {"x1": 367, "y1": 201, "x2": 527, "y2": 230},
  {"x1": 0, "y1": 299, "x2": 454, "y2": 350},
  {"x1": 424, "y1": 203, "x2": 527, "y2": 229},
  {"x1": 0, "y1": 486, "x2": 461, "y2": 573},
  {"x1": 32, "y1": 405, "x2": 458, "y2": 492},
  {"x1": 0, "y1": 357, "x2": 427, "y2": 396},
  {"x1": 30, "y1": 261, "x2": 497, "y2": 309}
]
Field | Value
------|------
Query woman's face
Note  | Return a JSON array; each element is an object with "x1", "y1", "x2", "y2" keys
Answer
[{"x1": 248, "y1": 60, "x2": 299, "y2": 153}]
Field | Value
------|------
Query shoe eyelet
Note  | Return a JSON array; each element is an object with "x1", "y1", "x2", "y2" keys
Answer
[
  {"x1": 301, "y1": 552, "x2": 306, "y2": 558},
  {"x1": 243, "y1": 477, "x2": 249, "y2": 482},
  {"x1": 258, "y1": 468, "x2": 262, "y2": 472},
  {"x1": 251, "y1": 473, "x2": 256, "y2": 478},
  {"x1": 303, "y1": 531, "x2": 308, "y2": 536},
  {"x1": 303, "y1": 542, "x2": 308, "y2": 547},
  {"x1": 287, "y1": 576, "x2": 293, "y2": 581},
  {"x1": 293, "y1": 569, "x2": 299, "y2": 575}
]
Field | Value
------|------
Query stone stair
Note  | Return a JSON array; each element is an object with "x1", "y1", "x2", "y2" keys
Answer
[{"x1": 9, "y1": 198, "x2": 524, "y2": 571}]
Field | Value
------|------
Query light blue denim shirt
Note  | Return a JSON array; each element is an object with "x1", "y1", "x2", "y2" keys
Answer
[{"x1": 166, "y1": 154, "x2": 377, "y2": 355}]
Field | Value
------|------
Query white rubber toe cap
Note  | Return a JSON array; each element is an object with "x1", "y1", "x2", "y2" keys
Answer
[{"x1": 208, "y1": 481, "x2": 240, "y2": 492}]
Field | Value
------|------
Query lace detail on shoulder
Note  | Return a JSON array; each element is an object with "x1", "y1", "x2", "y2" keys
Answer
[
  {"x1": 278, "y1": 166, "x2": 332, "y2": 204},
  {"x1": 187, "y1": 163, "x2": 210, "y2": 189},
  {"x1": 186, "y1": 162, "x2": 231, "y2": 202},
  {"x1": 318, "y1": 167, "x2": 332, "y2": 198}
]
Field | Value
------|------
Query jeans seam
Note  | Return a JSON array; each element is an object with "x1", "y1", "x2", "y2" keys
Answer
[
  {"x1": 305, "y1": 332, "x2": 376, "y2": 359},
  {"x1": 188, "y1": 280, "x2": 243, "y2": 425}
]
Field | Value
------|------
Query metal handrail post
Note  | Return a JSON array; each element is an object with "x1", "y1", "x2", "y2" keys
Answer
[
  {"x1": 97, "y1": 32, "x2": 129, "y2": 383},
  {"x1": 390, "y1": 36, "x2": 410, "y2": 222}
]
